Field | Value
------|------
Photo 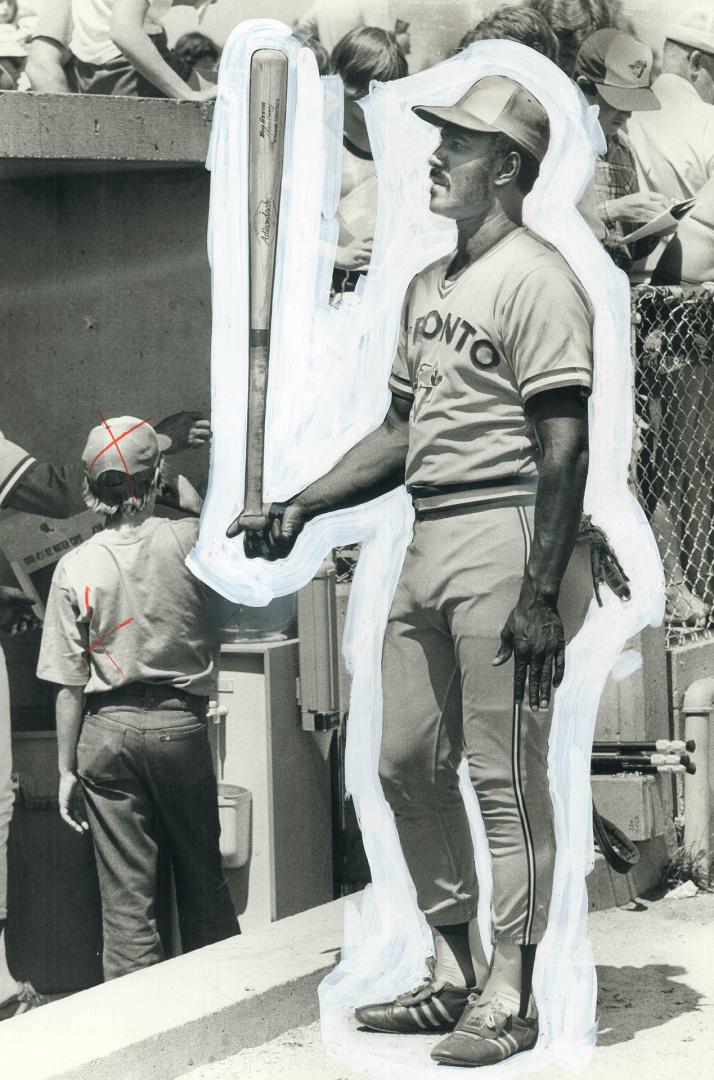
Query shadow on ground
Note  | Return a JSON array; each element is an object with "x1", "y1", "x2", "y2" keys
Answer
[{"x1": 596, "y1": 964, "x2": 702, "y2": 1046}]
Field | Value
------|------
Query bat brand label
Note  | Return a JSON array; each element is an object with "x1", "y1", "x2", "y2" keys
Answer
[
  {"x1": 254, "y1": 198, "x2": 275, "y2": 245},
  {"x1": 258, "y1": 98, "x2": 282, "y2": 145}
]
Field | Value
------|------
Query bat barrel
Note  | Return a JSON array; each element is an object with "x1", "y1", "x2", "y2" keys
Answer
[{"x1": 244, "y1": 48, "x2": 289, "y2": 529}]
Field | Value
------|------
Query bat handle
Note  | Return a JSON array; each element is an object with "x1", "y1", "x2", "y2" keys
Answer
[{"x1": 244, "y1": 337, "x2": 269, "y2": 530}]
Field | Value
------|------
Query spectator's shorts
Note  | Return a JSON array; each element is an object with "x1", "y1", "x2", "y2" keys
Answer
[{"x1": 73, "y1": 32, "x2": 193, "y2": 98}]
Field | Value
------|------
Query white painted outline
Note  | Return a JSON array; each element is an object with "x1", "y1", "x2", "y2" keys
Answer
[{"x1": 189, "y1": 19, "x2": 665, "y2": 1076}]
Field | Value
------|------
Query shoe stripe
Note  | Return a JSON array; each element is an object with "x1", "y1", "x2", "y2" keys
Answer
[
  {"x1": 410, "y1": 1005, "x2": 427, "y2": 1029},
  {"x1": 420, "y1": 1001, "x2": 442, "y2": 1028},
  {"x1": 494, "y1": 1036, "x2": 509, "y2": 1061},
  {"x1": 431, "y1": 996, "x2": 454, "y2": 1023},
  {"x1": 502, "y1": 1031, "x2": 520, "y2": 1053}
]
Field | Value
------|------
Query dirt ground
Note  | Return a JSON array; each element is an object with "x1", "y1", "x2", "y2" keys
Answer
[{"x1": 179, "y1": 891, "x2": 714, "y2": 1080}]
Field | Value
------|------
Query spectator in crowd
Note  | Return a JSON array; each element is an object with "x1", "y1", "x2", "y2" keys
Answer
[
  {"x1": 0, "y1": 412, "x2": 208, "y2": 1010},
  {"x1": 528, "y1": 0, "x2": 625, "y2": 77},
  {"x1": 0, "y1": 1, "x2": 27, "y2": 87},
  {"x1": 37, "y1": 417, "x2": 238, "y2": 981},
  {"x1": 0, "y1": 33, "x2": 25, "y2": 87},
  {"x1": 173, "y1": 29, "x2": 219, "y2": 80},
  {"x1": 294, "y1": 0, "x2": 367, "y2": 56},
  {"x1": 627, "y1": 6, "x2": 714, "y2": 624},
  {"x1": 300, "y1": 32, "x2": 329, "y2": 76},
  {"x1": 457, "y1": 3, "x2": 560, "y2": 62},
  {"x1": 0, "y1": 0, "x2": 18, "y2": 29},
  {"x1": 330, "y1": 26, "x2": 408, "y2": 300},
  {"x1": 394, "y1": 17, "x2": 410, "y2": 57},
  {"x1": 14, "y1": 0, "x2": 38, "y2": 41},
  {"x1": 70, "y1": 0, "x2": 217, "y2": 99},
  {"x1": 24, "y1": 0, "x2": 73, "y2": 92},
  {"x1": 627, "y1": 7, "x2": 714, "y2": 285},
  {"x1": 0, "y1": 585, "x2": 42, "y2": 1019},
  {"x1": 574, "y1": 29, "x2": 670, "y2": 272}
]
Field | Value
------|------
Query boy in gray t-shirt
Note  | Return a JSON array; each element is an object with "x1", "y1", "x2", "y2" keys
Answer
[{"x1": 38, "y1": 416, "x2": 238, "y2": 981}]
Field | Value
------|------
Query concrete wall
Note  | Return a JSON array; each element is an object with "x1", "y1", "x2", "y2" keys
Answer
[
  {"x1": 1, "y1": 166, "x2": 211, "y2": 725},
  {"x1": 0, "y1": 168, "x2": 211, "y2": 481},
  {"x1": 0, "y1": 96, "x2": 214, "y2": 727}
]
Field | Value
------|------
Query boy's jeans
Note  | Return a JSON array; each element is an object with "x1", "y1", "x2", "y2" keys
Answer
[{"x1": 77, "y1": 685, "x2": 238, "y2": 981}]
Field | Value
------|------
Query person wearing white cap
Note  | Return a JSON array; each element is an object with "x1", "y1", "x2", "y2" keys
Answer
[
  {"x1": 626, "y1": 5, "x2": 714, "y2": 284},
  {"x1": 229, "y1": 74, "x2": 631, "y2": 1066},
  {"x1": 574, "y1": 28, "x2": 671, "y2": 271},
  {"x1": 36, "y1": 416, "x2": 238, "y2": 981}
]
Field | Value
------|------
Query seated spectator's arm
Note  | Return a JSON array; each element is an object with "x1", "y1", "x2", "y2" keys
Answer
[
  {"x1": 25, "y1": 36, "x2": 72, "y2": 93},
  {"x1": 602, "y1": 191, "x2": 671, "y2": 224},
  {"x1": 111, "y1": 0, "x2": 215, "y2": 101}
]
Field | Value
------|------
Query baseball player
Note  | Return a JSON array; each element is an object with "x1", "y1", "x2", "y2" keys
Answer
[{"x1": 229, "y1": 76, "x2": 621, "y2": 1066}]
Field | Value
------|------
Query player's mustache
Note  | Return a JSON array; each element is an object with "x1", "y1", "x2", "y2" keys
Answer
[{"x1": 430, "y1": 167, "x2": 449, "y2": 187}]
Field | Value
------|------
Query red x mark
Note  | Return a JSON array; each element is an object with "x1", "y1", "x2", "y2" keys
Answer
[
  {"x1": 88, "y1": 413, "x2": 154, "y2": 504},
  {"x1": 82, "y1": 615, "x2": 134, "y2": 681}
]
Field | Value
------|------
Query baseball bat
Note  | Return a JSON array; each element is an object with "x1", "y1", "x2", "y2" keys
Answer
[
  {"x1": 242, "y1": 48, "x2": 289, "y2": 532},
  {"x1": 592, "y1": 740, "x2": 694, "y2": 754}
]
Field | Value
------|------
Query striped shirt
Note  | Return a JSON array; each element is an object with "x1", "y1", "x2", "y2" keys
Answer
[{"x1": 389, "y1": 228, "x2": 593, "y2": 512}]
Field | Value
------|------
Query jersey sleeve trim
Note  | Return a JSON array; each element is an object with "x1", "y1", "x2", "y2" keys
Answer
[
  {"x1": 520, "y1": 367, "x2": 593, "y2": 402},
  {"x1": 388, "y1": 372, "x2": 414, "y2": 401}
]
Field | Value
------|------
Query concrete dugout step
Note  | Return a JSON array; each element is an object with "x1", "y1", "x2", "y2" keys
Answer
[{"x1": 0, "y1": 896, "x2": 346, "y2": 1080}]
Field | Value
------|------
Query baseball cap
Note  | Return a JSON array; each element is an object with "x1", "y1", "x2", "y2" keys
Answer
[
  {"x1": 82, "y1": 417, "x2": 170, "y2": 481},
  {"x1": 575, "y1": 29, "x2": 660, "y2": 112},
  {"x1": 666, "y1": 6, "x2": 714, "y2": 55},
  {"x1": 413, "y1": 75, "x2": 550, "y2": 163}
]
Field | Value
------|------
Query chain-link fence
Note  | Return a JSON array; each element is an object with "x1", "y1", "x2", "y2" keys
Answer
[
  {"x1": 631, "y1": 285, "x2": 714, "y2": 648},
  {"x1": 335, "y1": 287, "x2": 714, "y2": 650}
]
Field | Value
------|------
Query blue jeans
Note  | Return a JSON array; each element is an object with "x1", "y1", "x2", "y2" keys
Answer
[{"x1": 77, "y1": 686, "x2": 238, "y2": 981}]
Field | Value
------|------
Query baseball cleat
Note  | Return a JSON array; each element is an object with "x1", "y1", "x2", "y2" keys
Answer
[
  {"x1": 430, "y1": 992, "x2": 538, "y2": 1066},
  {"x1": 354, "y1": 977, "x2": 477, "y2": 1035}
]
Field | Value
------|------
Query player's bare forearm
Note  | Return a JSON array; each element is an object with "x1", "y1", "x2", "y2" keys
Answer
[
  {"x1": 524, "y1": 417, "x2": 589, "y2": 603},
  {"x1": 294, "y1": 399, "x2": 410, "y2": 519},
  {"x1": 228, "y1": 393, "x2": 410, "y2": 556},
  {"x1": 494, "y1": 388, "x2": 589, "y2": 709}
]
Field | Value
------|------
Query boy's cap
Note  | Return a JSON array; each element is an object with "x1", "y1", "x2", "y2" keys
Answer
[
  {"x1": 82, "y1": 417, "x2": 170, "y2": 480},
  {"x1": 666, "y1": 6, "x2": 714, "y2": 55},
  {"x1": 413, "y1": 75, "x2": 550, "y2": 162},
  {"x1": 575, "y1": 29, "x2": 660, "y2": 112}
]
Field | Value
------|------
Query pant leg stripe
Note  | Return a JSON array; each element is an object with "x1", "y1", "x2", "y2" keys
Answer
[{"x1": 513, "y1": 507, "x2": 537, "y2": 945}]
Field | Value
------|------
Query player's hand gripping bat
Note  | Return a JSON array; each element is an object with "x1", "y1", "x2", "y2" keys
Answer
[{"x1": 235, "y1": 48, "x2": 289, "y2": 535}]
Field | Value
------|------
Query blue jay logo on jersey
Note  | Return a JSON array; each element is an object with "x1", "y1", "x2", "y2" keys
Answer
[
  {"x1": 413, "y1": 360, "x2": 443, "y2": 420},
  {"x1": 413, "y1": 309, "x2": 500, "y2": 370}
]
